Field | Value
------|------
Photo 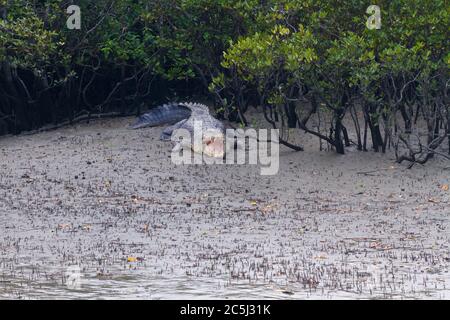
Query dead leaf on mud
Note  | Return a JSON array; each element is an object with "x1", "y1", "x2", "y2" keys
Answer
[
  {"x1": 261, "y1": 202, "x2": 279, "y2": 214},
  {"x1": 57, "y1": 223, "x2": 71, "y2": 230},
  {"x1": 261, "y1": 204, "x2": 273, "y2": 214},
  {"x1": 369, "y1": 241, "x2": 393, "y2": 250},
  {"x1": 126, "y1": 256, "x2": 145, "y2": 263},
  {"x1": 369, "y1": 241, "x2": 381, "y2": 248},
  {"x1": 183, "y1": 197, "x2": 200, "y2": 206}
]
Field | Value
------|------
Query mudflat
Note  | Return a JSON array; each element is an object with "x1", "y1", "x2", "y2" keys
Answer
[{"x1": 0, "y1": 115, "x2": 448, "y2": 299}]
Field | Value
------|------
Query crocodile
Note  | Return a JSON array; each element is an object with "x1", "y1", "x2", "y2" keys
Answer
[{"x1": 130, "y1": 102, "x2": 226, "y2": 157}]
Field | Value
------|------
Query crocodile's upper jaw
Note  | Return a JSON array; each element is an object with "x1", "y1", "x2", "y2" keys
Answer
[
  {"x1": 190, "y1": 134, "x2": 225, "y2": 158},
  {"x1": 203, "y1": 135, "x2": 225, "y2": 158}
]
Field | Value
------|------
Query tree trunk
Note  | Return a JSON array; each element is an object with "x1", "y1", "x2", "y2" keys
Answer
[
  {"x1": 2, "y1": 62, "x2": 29, "y2": 133},
  {"x1": 399, "y1": 103, "x2": 412, "y2": 133},
  {"x1": 120, "y1": 66, "x2": 126, "y2": 115},
  {"x1": 334, "y1": 112, "x2": 345, "y2": 154}
]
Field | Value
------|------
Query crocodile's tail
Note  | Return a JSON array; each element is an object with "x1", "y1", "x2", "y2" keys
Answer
[{"x1": 130, "y1": 103, "x2": 192, "y2": 129}]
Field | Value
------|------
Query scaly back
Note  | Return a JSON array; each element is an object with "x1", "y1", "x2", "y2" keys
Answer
[{"x1": 130, "y1": 103, "x2": 192, "y2": 129}]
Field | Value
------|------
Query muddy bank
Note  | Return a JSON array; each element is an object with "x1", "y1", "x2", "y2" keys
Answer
[{"x1": 0, "y1": 116, "x2": 448, "y2": 299}]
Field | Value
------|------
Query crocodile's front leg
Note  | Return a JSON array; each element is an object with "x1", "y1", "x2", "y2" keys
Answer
[{"x1": 160, "y1": 119, "x2": 188, "y2": 141}]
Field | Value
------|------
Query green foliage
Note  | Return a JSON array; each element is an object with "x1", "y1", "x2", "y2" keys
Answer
[
  {"x1": 0, "y1": 2, "x2": 64, "y2": 71},
  {"x1": 0, "y1": 0, "x2": 448, "y2": 161},
  {"x1": 220, "y1": 0, "x2": 448, "y2": 110}
]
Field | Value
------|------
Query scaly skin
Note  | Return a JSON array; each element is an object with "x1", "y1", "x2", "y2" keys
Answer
[{"x1": 131, "y1": 102, "x2": 225, "y2": 157}]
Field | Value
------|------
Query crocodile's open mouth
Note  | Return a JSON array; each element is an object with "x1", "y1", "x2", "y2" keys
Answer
[
  {"x1": 190, "y1": 134, "x2": 225, "y2": 158},
  {"x1": 203, "y1": 136, "x2": 225, "y2": 158}
]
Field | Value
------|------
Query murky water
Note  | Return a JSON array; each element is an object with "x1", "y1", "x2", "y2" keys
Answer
[{"x1": 1, "y1": 261, "x2": 448, "y2": 300}]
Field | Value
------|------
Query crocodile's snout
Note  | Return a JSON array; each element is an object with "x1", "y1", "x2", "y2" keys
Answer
[{"x1": 203, "y1": 136, "x2": 225, "y2": 158}]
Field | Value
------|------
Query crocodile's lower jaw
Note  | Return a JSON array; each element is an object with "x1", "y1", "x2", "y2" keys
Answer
[{"x1": 205, "y1": 138, "x2": 225, "y2": 158}]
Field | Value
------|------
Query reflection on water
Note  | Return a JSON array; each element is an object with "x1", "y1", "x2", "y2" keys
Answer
[{"x1": 0, "y1": 264, "x2": 448, "y2": 300}]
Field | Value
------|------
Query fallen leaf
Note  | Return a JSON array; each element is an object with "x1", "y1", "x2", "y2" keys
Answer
[
  {"x1": 441, "y1": 184, "x2": 449, "y2": 191},
  {"x1": 57, "y1": 223, "x2": 71, "y2": 230}
]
